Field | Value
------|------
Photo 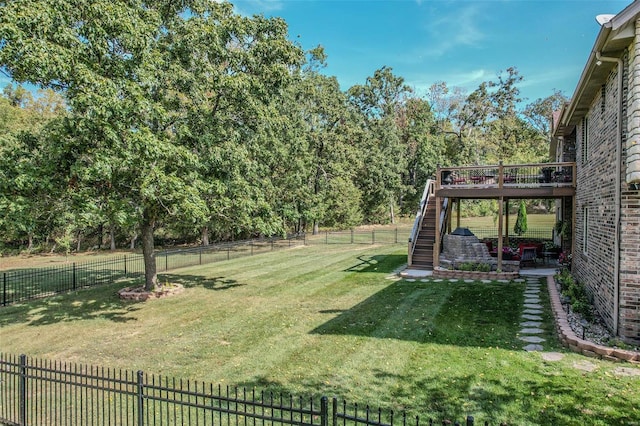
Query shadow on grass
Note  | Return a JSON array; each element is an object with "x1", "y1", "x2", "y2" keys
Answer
[
  {"x1": 344, "y1": 254, "x2": 406, "y2": 273},
  {"x1": 0, "y1": 283, "x2": 141, "y2": 327},
  {"x1": 230, "y1": 368, "x2": 640, "y2": 425},
  {"x1": 312, "y1": 280, "x2": 525, "y2": 349},
  {"x1": 159, "y1": 273, "x2": 246, "y2": 291}
]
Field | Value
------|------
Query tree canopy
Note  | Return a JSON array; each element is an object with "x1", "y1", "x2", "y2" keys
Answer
[{"x1": 0, "y1": 1, "x2": 563, "y2": 289}]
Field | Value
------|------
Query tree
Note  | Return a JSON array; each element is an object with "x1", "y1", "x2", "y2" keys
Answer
[
  {"x1": 0, "y1": 0, "x2": 302, "y2": 290},
  {"x1": 348, "y1": 67, "x2": 411, "y2": 223},
  {"x1": 514, "y1": 200, "x2": 528, "y2": 236}
]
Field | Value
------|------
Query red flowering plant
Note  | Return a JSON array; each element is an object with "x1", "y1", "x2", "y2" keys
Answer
[{"x1": 558, "y1": 252, "x2": 572, "y2": 269}]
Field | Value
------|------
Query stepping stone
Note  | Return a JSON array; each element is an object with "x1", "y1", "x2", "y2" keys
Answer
[
  {"x1": 433, "y1": 279, "x2": 443, "y2": 282},
  {"x1": 522, "y1": 314, "x2": 543, "y2": 321},
  {"x1": 497, "y1": 279, "x2": 510, "y2": 283},
  {"x1": 523, "y1": 344, "x2": 544, "y2": 352},
  {"x1": 481, "y1": 279, "x2": 492, "y2": 284},
  {"x1": 524, "y1": 289, "x2": 540, "y2": 294},
  {"x1": 573, "y1": 360, "x2": 598, "y2": 372},
  {"x1": 541, "y1": 352, "x2": 565, "y2": 362},
  {"x1": 520, "y1": 327, "x2": 544, "y2": 334},
  {"x1": 524, "y1": 297, "x2": 541, "y2": 303},
  {"x1": 520, "y1": 321, "x2": 543, "y2": 327},
  {"x1": 523, "y1": 309, "x2": 543, "y2": 315},
  {"x1": 614, "y1": 367, "x2": 640, "y2": 377},
  {"x1": 420, "y1": 279, "x2": 430, "y2": 282},
  {"x1": 519, "y1": 336, "x2": 546, "y2": 343},
  {"x1": 524, "y1": 303, "x2": 543, "y2": 309},
  {"x1": 514, "y1": 279, "x2": 525, "y2": 283},
  {"x1": 448, "y1": 279, "x2": 459, "y2": 282}
]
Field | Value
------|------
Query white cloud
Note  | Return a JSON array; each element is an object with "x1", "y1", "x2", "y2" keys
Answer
[
  {"x1": 407, "y1": 68, "x2": 491, "y2": 96},
  {"x1": 421, "y1": 4, "x2": 488, "y2": 58}
]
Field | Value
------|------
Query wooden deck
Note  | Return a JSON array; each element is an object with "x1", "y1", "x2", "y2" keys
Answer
[{"x1": 436, "y1": 162, "x2": 576, "y2": 199}]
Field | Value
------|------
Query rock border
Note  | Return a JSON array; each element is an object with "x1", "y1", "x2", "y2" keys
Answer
[
  {"x1": 546, "y1": 276, "x2": 639, "y2": 363},
  {"x1": 118, "y1": 283, "x2": 185, "y2": 302},
  {"x1": 433, "y1": 267, "x2": 519, "y2": 281}
]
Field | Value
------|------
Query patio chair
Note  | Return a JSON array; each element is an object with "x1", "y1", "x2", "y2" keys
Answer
[{"x1": 519, "y1": 246, "x2": 537, "y2": 268}]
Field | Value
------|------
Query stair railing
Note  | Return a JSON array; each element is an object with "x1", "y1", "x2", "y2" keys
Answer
[{"x1": 408, "y1": 179, "x2": 435, "y2": 266}]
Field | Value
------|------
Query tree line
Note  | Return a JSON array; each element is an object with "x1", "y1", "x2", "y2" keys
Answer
[{"x1": 0, "y1": 0, "x2": 565, "y2": 289}]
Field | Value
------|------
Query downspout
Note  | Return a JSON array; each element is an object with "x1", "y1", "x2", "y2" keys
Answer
[{"x1": 595, "y1": 51, "x2": 623, "y2": 336}]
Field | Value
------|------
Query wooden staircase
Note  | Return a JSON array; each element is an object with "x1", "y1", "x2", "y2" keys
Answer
[{"x1": 409, "y1": 199, "x2": 439, "y2": 269}]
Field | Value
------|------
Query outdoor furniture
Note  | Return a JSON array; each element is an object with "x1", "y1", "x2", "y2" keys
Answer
[{"x1": 519, "y1": 246, "x2": 537, "y2": 268}]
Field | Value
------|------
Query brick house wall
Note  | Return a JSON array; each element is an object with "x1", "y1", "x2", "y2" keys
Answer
[
  {"x1": 619, "y1": 21, "x2": 640, "y2": 342},
  {"x1": 571, "y1": 23, "x2": 640, "y2": 343},
  {"x1": 573, "y1": 61, "x2": 622, "y2": 333}
]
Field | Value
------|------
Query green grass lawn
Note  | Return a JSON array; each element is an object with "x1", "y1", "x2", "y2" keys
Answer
[{"x1": 1, "y1": 244, "x2": 639, "y2": 425}]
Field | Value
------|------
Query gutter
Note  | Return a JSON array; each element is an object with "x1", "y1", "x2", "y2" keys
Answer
[{"x1": 595, "y1": 51, "x2": 622, "y2": 336}]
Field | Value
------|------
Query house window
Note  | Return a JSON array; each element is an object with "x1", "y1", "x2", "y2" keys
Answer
[
  {"x1": 581, "y1": 116, "x2": 589, "y2": 164},
  {"x1": 582, "y1": 206, "x2": 589, "y2": 255}
]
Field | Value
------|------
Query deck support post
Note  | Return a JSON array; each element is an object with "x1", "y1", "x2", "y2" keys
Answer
[{"x1": 497, "y1": 196, "x2": 504, "y2": 271}]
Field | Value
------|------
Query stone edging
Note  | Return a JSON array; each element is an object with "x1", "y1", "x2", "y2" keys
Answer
[
  {"x1": 546, "y1": 276, "x2": 639, "y2": 363},
  {"x1": 118, "y1": 284, "x2": 185, "y2": 301},
  {"x1": 433, "y1": 267, "x2": 519, "y2": 281}
]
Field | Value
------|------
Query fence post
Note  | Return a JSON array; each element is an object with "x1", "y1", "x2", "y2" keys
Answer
[
  {"x1": 137, "y1": 371, "x2": 145, "y2": 426},
  {"x1": 331, "y1": 398, "x2": 338, "y2": 426},
  {"x1": 199, "y1": 247, "x2": 202, "y2": 265},
  {"x1": 326, "y1": 231, "x2": 328, "y2": 245},
  {"x1": 227, "y1": 247, "x2": 230, "y2": 261},
  {"x1": 2, "y1": 273, "x2": 6, "y2": 306},
  {"x1": 351, "y1": 229, "x2": 354, "y2": 244},
  {"x1": 395, "y1": 227, "x2": 398, "y2": 244},
  {"x1": 72, "y1": 263, "x2": 77, "y2": 291},
  {"x1": 372, "y1": 231, "x2": 375, "y2": 245},
  {"x1": 124, "y1": 255, "x2": 127, "y2": 275},
  {"x1": 251, "y1": 242, "x2": 254, "y2": 256},
  {"x1": 320, "y1": 396, "x2": 328, "y2": 426},
  {"x1": 19, "y1": 354, "x2": 27, "y2": 426},
  {"x1": 165, "y1": 252, "x2": 168, "y2": 272}
]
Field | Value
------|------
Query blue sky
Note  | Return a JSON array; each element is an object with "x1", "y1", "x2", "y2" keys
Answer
[{"x1": 232, "y1": 0, "x2": 630, "y2": 104}]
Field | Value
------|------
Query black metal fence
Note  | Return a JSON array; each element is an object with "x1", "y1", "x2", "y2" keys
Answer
[
  {"x1": 304, "y1": 228, "x2": 411, "y2": 246},
  {"x1": 466, "y1": 227, "x2": 553, "y2": 241},
  {"x1": 1, "y1": 229, "x2": 410, "y2": 307},
  {"x1": 0, "y1": 354, "x2": 480, "y2": 426},
  {"x1": 0, "y1": 236, "x2": 306, "y2": 306}
]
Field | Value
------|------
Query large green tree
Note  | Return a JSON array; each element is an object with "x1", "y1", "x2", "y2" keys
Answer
[{"x1": 0, "y1": 0, "x2": 302, "y2": 290}]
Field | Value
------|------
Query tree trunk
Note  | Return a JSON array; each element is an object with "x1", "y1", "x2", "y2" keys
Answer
[
  {"x1": 97, "y1": 223, "x2": 104, "y2": 249},
  {"x1": 109, "y1": 225, "x2": 116, "y2": 251},
  {"x1": 130, "y1": 233, "x2": 138, "y2": 250},
  {"x1": 76, "y1": 231, "x2": 82, "y2": 252},
  {"x1": 201, "y1": 226, "x2": 209, "y2": 246},
  {"x1": 141, "y1": 209, "x2": 158, "y2": 291},
  {"x1": 389, "y1": 198, "x2": 395, "y2": 224},
  {"x1": 313, "y1": 221, "x2": 319, "y2": 235},
  {"x1": 27, "y1": 233, "x2": 33, "y2": 251}
]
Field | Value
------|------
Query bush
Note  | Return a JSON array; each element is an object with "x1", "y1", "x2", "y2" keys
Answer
[{"x1": 555, "y1": 270, "x2": 593, "y2": 321}]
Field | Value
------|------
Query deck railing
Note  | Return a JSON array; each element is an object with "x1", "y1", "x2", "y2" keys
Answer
[
  {"x1": 408, "y1": 179, "x2": 435, "y2": 266},
  {"x1": 437, "y1": 162, "x2": 576, "y2": 190}
]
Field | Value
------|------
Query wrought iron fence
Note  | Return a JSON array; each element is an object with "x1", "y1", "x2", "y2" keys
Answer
[
  {"x1": 1, "y1": 236, "x2": 305, "y2": 306},
  {"x1": 1, "y1": 229, "x2": 410, "y2": 307},
  {"x1": 0, "y1": 354, "x2": 481, "y2": 426},
  {"x1": 466, "y1": 227, "x2": 553, "y2": 241}
]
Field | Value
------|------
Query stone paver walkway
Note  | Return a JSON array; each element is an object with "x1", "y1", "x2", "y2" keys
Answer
[{"x1": 518, "y1": 276, "x2": 547, "y2": 352}]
